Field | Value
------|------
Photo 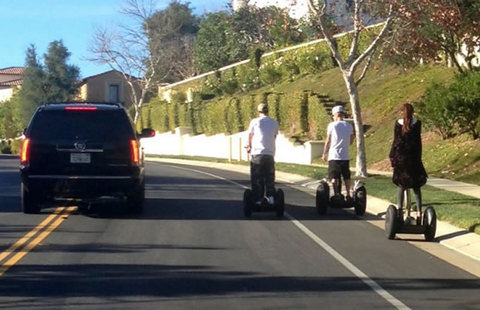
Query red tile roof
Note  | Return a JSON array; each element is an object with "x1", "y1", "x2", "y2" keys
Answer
[
  {"x1": 0, "y1": 78, "x2": 22, "y2": 86},
  {"x1": 0, "y1": 67, "x2": 24, "y2": 75}
]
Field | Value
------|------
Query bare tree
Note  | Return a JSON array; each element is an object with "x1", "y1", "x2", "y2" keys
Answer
[
  {"x1": 89, "y1": 0, "x2": 164, "y2": 124},
  {"x1": 305, "y1": 0, "x2": 394, "y2": 177}
]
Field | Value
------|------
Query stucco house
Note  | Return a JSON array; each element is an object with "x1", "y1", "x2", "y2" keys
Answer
[
  {"x1": 0, "y1": 67, "x2": 24, "y2": 102},
  {"x1": 75, "y1": 70, "x2": 141, "y2": 108}
]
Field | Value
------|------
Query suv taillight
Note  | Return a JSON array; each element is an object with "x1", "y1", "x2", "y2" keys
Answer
[
  {"x1": 130, "y1": 140, "x2": 140, "y2": 165},
  {"x1": 20, "y1": 138, "x2": 31, "y2": 164}
]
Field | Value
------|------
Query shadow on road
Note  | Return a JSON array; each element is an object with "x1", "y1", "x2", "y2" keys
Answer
[{"x1": 0, "y1": 263, "x2": 478, "y2": 301}]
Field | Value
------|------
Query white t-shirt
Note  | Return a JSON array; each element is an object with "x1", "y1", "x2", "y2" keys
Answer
[
  {"x1": 327, "y1": 120, "x2": 353, "y2": 160},
  {"x1": 248, "y1": 115, "x2": 279, "y2": 156}
]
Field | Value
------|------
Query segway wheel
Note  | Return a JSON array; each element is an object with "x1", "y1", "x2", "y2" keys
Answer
[
  {"x1": 315, "y1": 181, "x2": 329, "y2": 215},
  {"x1": 275, "y1": 188, "x2": 285, "y2": 218},
  {"x1": 243, "y1": 189, "x2": 253, "y2": 218},
  {"x1": 353, "y1": 186, "x2": 367, "y2": 216},
  {"x1": 385, "y1": 204, "x2": 398, "y2": 240},
  {"x1": 423, "y1": 206, "x2": 437, "y2": 241}
]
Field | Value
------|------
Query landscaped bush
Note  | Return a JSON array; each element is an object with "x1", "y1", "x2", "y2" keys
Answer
[
  {"x1": 236, "y1": 63, "x2": 259, "y2": 91},
  {"x1": 419, "y1": 71, "x2": 480, "y2": 140},
  {"x1": 308, "y1": 92, "x2": 330, "y2": 140},
  {"x1": 296, "y1": 44, "x2": 335, "y2": 74},
  {"x1": 259, "y1": 61, "x2": 282, "y2": 85},
  {"x1": 0, "y1": 140, "x2": 12, "y2": 154}
]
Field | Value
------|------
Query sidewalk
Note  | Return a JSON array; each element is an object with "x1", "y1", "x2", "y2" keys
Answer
[
  {"x1": 149, "y1": 157, "x2": 480, "y2": 266},
  {"x1": 368, "y1": 168, "x2": 480, "y2": 200}
]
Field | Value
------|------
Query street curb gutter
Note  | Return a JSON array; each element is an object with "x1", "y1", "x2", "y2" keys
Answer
[{"x1": 146, "y1": 157, "x2": 480, "y2": 264}]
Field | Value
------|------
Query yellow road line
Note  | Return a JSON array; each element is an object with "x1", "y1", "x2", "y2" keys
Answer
[
  {"x1": 0, "y1": 206, "x2": 75, "y2": 277},
  {"x1": 0, "y1": 207, "x2": 65, "y2": 264}
]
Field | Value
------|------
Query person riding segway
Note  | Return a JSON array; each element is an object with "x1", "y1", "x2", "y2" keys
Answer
[
  {"x1": 243, "y1": 103, "x2": 284, "y2": 218},
  {"x1": 385, "y1": 103, "x2": 436, "y2": 241},
  {"x1": 316, "y1": 105, "x2": 366, "y2": 216}
]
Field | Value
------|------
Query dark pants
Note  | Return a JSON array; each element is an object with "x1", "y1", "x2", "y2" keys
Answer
[
  {"x1": 250, "y1": 154, "x2": 275, "y2": 201},
  {"x1": 397, "y1": 186, "x2": 422, "y2": 210},
  {"x1": 328, "y1": 160, "x2": 351, "y2": 195}
]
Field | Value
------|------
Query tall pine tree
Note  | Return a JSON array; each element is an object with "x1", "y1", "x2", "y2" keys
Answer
[
  {"x1": 18, "y1": 41, "x2": 79, "y2": 127},
  {"x1": 18, "y1": 45, "x2": 46, "y2": 127},
  {"x1": 44, "y1": 41, "x2": 80, "y2": 102}
]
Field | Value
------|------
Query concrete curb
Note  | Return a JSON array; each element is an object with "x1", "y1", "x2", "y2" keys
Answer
[{"x1": 147, "y1": 157, "x2": 480, "y2": 263}]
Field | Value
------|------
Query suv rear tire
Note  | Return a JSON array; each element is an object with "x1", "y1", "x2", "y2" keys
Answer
[
  {"x1": 21, "y1": 183, "x2": 40, "y2": 214},
  {"x1": 127, "y1": 181, "x2": 145, "y2": 214}
]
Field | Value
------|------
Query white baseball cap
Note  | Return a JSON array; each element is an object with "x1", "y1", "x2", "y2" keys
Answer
[{"x1": 332, "y1": 105, "x2": 345, "y2": 115}]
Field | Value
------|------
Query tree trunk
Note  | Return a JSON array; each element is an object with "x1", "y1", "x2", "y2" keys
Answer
[{"x1": 342, "y1": 71, "x2": 367, "y2": 177}]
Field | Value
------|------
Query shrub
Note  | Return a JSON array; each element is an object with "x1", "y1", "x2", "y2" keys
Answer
[
  {"x1": 418, "y1": 82, "x2": 457, "y2": 139},
  {"x1": 299, "y1": 91, "x2": 309, "y2": 133},
  {"x1": 236, "y1": 64, "x2": 259, "y2": 91},
  {"x1": 10, "y1": 139, "x2": 22, "y2": 154},
  {"x1": 308, "y1": 93, "x2": 330, "y2": 140},
  {"x1": 419, "y1": 71, "x2": 480, "y2": 140},
  {"x1": 1, "y1": 141, "x2": 12, "y2": 154},
  {"x1": 259, "y1": 62, "x2": 282, "y2": 85},
  {"x1": 448, "y1": 71, "x2": 480, "y2": 139},
  {"x1": 296, "y1": 45, "x2": 335, "y2": 74}
]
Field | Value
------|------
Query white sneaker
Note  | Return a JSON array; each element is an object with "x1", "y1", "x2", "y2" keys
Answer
[{"x1": 267, "y1": 196, "x2": 275, "y2": 205}]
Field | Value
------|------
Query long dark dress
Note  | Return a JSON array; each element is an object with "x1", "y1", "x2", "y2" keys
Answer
[{"x1": 389, "y1": 119, "x2": 427, "y2": 188}]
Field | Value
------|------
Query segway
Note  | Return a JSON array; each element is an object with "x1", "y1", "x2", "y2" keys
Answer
[
  {"x1": 243, "y1": 188, "x2": 285, "y2": 218},
  {"x1": 384, "y1": 189, "x2": 436, "y2": 241},
  {"x1": 316, "y1": 178, "x2": 367, "y2": 216}
]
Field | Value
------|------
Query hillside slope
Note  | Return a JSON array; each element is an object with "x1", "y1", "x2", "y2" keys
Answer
[{"x1": 243, "y1": 63, "x2": 480, "y2": 184}]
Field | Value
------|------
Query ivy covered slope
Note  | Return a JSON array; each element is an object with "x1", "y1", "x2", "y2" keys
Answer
[
  {"x1": 286, "y1": 63, "x2": 480, "y2": 185},
  {"x1": 273, "y1": 63, "x2": 478, "y2": 183}
]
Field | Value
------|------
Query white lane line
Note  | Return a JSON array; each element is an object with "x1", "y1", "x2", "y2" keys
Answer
[
  {"x1": 163, "y1": 164, "x2": 249, "y2": 189},
  {"x1": 162, "y1": 163, "x2": 410, "y2": 309},
  {"x1": 286, "y1": 213, "x2": 410, "y2": 309}
]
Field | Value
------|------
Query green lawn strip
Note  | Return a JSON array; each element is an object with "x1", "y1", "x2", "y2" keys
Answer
[
  {"x1": 148, "y1": 155, "x2": 480, "y2": 234},
  {"x1": 364, "y1": 175, "x2": 480, "y2": 234}
]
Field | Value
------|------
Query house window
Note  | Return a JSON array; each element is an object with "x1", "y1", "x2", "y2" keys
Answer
[{"x1": 108, "y1": 84, "x2": 120, "y2": 103}]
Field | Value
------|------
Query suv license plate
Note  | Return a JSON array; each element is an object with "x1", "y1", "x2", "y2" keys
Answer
[{"x1": 70, "y1": 152, "x2": 91, "y2": 164}]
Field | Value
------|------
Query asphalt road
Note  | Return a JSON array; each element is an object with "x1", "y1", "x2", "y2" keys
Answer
[{"x1": 0, "y1": 156, "x2": 479, "y2": 309}]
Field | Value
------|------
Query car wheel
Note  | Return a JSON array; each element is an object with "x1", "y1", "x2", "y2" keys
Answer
[
  {"x1": 243, "y1": 189, "x2": 253, "y2": 218},
  {"x1": 21, "y1": 183, "x2": 40, "y2": 214},
  {"x1": 127, "y1": 182, "x2": 145, "y2": 214},
  {"x1": 275, "y1": 188, "x2": 285, "y2": 218}
]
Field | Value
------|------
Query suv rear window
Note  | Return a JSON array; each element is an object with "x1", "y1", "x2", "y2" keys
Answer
[{"x1": 29, "y1": 109, "x2": 135, "y2": 141}]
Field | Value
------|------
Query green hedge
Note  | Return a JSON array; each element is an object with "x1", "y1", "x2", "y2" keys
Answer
[{"x1": 143, "y1": 89, "x2": 341, "y2": 142}]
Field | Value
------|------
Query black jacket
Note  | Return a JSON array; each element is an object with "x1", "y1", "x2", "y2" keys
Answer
[{"x1": 389, "y1": 120, "x2": 427, "y2": 188}]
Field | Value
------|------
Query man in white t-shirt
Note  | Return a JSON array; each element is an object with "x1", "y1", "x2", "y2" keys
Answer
[
  {"x1": 322, "y1": 105, "x2": 354, "y2": 199},
  {"x1": 246, "y1": 103, "x2": 279, "y2": 205}
]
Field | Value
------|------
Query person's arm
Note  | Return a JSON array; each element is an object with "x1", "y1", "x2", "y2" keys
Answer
[
  {"x1": 350, "y1": 123, "x2": 355, "y2": 145},
  {"x1": 246, "y1": 132, "x2": 253, "y2": 153},
  {"x1": 322, "y1": 134, "x2": 331, "y2": 162},
  {"x1": 389, "y1": 123, "x2": 399, "y2": 167}
]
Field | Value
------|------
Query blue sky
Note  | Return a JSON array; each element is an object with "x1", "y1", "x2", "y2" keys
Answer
[{"x1": 0, "y1": 0, "x2": 230, "y2": 78}]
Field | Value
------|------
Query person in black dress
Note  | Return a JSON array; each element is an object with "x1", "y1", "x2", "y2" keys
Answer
[{"x1": 389, "y1": 103, "x2": 428, "y2": 210}]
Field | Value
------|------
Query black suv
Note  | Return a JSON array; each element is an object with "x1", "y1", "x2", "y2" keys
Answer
[{"x1": 19, "y1": 103, "x2": 155, "y2": 214}]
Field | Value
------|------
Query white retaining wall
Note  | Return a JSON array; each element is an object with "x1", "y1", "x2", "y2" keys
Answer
[{"x1": 141, "y1": 127, "x2": 325, "y2": 165}]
